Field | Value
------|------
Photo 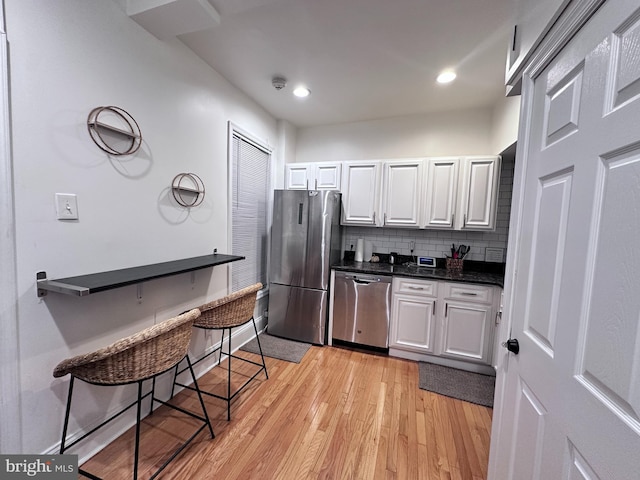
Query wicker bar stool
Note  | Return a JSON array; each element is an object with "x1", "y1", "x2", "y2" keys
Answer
[
  {"x1": 53, "y1": 308, "x2": 214, "y2": 480},
  {"x1": 172, "y1": 282, "x2": 268, "y2": 421}
]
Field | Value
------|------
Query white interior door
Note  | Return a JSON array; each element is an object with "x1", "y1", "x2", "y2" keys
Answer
[
  {"x1": 0, "y1": 4, "x2": 21, "y2": 452},
  {"x1": 491, "y1": 1, "x2": 640, "y2": 478}
]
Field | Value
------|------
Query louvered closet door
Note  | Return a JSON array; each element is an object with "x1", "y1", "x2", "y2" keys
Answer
[{"x1": 491, "y1": 1, "x2": 640, "y2": 478}]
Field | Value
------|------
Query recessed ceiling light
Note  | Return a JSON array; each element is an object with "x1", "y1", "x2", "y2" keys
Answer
[
  {"x1": 293, "y1": 86, "x2": 311, "y2": 98},
  {"x1": 436, "y1": 70, "x2": 457, "y2": 84}
]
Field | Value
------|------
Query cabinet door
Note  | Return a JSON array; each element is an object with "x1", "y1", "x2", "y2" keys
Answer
[
  {"x1": 382, "y1": 160, "x2": 422, "y2": 227},
  {"x1": 441, "y1": 301, "x2": 493, "y2": 363},
  {"x1": 285, "y1": 163, "x2": 311, "y2": 190},
  {"x1": 457, "y1": 156, "x2": 501, "y2": 230},
  {"x1": 422, "y1": 157, "x2": 459, "y2": 229},
  {"x1": 314, "y1": 163, "x2": 341, "y2": 190},
  {"x1": 390, "y1": 293, "x2": 437, "y2": 353},
  {"x1": 341, "y1": 161, "x2": 382, "y2": 226}
]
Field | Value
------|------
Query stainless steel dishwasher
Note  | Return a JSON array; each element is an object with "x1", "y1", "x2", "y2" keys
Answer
[{"x1": 332, "y1": 271, "x2": 392, "y2": 348}]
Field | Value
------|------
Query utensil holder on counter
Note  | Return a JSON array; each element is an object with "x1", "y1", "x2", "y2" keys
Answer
[{"x1": 446, "y1": 258, "x2": 464, "y2": 273}]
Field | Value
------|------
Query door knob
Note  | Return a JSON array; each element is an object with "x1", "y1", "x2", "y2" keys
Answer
[{"x1": 502, "y1": 338, "x2": 519, "y2": 355}]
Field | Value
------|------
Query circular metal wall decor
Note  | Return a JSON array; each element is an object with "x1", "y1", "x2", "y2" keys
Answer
[
  {"x1": 87, "y1": 106, "x2": 142, "y2": 156},
  {"x1": 171, "y1": 173, "x2": 205, "y2": 207}
]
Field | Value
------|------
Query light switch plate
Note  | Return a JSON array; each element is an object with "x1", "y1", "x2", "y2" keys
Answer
[{"x1": 55, "y1": 193, "x2": 78, "y2": 220}]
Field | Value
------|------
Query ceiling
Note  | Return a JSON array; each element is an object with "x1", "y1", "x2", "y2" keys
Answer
[{"x1": 150, "y1": 0, "x2": 515, "y2": 128}]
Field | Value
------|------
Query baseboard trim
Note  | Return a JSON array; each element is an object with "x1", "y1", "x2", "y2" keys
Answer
[{"x1": 389, "y1": 348, "x2": 496, "y2": 376}]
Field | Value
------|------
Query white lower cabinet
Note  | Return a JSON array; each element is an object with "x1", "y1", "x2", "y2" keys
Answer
[
  {"x1": 441, "y1": 300, "x2": 493, "y2": 363},
  {"x1": 390, "y1": 277, "x2": 500, "y2": 373},
  {"x1": 390, "y1": 278, "x2": 438, "y2": 353}
]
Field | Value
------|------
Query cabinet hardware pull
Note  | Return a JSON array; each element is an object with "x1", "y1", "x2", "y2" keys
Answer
[
  {"x1": 306, "y1": 179, "x2": 309, "y2": 190},
  {"x1": 460, "y1": 292, "x2": 478, "y2": 296},
  {"x1": 373, "y1": 212, "x2": 376, "y2": 224},
  {"x1": 463, "y1": 214, "x2": 467, "y2": 227},
  {"x1": 451, "y1": 212, "x2": 455, "y2": 227},
  {"x1": 408, "y1": 286, "x2": 424, "y2": 290},
  {"x1": 445, "y1": 303, "x2": 448, "y2": 317},
  {"x1": 432, "y1": 300, "x2": 436, "y2": 315},
  {"x1": 384, "y1": 213, "x2": 387, "y2": 225},
  {"x1": 315, "y1": 179, "x2": 318, "y2": 190}
]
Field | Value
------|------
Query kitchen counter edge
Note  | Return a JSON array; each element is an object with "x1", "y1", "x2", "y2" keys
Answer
[{"x1": 332, "y1": 261, "x2": 504, "y2": 288}]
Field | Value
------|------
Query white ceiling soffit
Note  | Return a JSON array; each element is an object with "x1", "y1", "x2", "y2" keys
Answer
[
  {"x1": 127, "y1": 0, "x2": 221, "y2": 40},
  {"x1": 131, "y1": 0, "x2": 515, "y2": 127}
]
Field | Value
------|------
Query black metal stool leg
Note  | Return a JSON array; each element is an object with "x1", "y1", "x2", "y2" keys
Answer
[
  {"x1": 217, "y1": 328, "x2": 226, "y2": 367},
  {"x1": 149, "y1": 376, "x2": 157, "y2": 417},
  {"x1": 226, "y1": 328, "x2": 232, "y2": 421},
  {"x1": 133, "y1": 381, "x2": 144, "y2": 480},
  {"x1": 251, "y1": 317, "x2": 269, "y2": 379},
  {"x1": 59, "y1": 376, "x2": 75, "y2": 454},
  {"x1": 185, "y1": 355, "x2": 215, "y2": 439},
  {"x1": 170, "y1": 362, "x2": 180, "y2": 399}
]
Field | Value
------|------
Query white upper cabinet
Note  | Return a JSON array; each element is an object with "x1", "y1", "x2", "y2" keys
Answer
[
  {"x1": 314, "y1": 163, "x2": 342, "y2": 190},
  {"x1": 285, "y1": 162, "x2": 341, "y2": 190},
  {"x1": 290, "y1": 155, "x2": 501, "y2": 230},
  {"x1": 382, "y1": 160, "x2": 423, "y2": 227},
  {"x1": 422, "y1": 157, "x2": 460, "y2": 229},
  {"x1": 456, "y1": 156, "x2": 501, "y2": 230},
  {"x1": 341, "y1": 161, "x2": 382, "y2": 226},
  {"x1": 285, "y1": 163, "x2": 312, "y2": 190}
]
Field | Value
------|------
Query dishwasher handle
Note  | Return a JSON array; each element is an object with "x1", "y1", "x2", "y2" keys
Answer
[
  {"x1": 335, "y1": 272, "x2": 391, "y2": 285},
  {"x1": 352, "y1": 275, "x2": 391, "y2": 285}
]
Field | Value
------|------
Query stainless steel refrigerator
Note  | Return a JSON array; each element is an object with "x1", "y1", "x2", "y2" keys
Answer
[{"x1": 267, "y1": 189, "x2": 342, "y2": 345}]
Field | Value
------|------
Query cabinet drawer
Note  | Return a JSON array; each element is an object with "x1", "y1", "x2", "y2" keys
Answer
[
  {"x1": 393, "y1": 277, "x2": 438, "y2": 297},
  {"x1": 443, "y1": 282, "x2": 493, "y2": 304}
]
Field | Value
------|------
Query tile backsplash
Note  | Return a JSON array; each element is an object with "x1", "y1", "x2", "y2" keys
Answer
[{"x1": 343, "y1": 154, "x2": 514, "y2": 263}]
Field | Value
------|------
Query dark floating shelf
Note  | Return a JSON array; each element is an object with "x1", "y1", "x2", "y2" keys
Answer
[{"x1": 36, "y1": 253, "x2": 244, "y2": 297}]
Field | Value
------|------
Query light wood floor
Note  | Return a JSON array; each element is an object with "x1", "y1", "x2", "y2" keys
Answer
[{"x1": 81, "y1": 345, "x2": 493, "y2": 479}]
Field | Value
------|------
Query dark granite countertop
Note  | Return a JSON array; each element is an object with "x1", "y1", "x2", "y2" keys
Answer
[{"x1": 332, "y1": 260, "x2": 504, "y2": 288}]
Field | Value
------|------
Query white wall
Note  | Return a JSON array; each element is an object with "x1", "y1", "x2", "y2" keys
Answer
[
  {"x1": 491, "y1": 94, "x2": 521, "y2": 154},
  {"x1": 275, "y1": 120, "x2": 297, "y2": 189},
  {"x1": 6, "y1": 0, "x2": 277, "y2": 456},
  {"x1": 295, "y1": 107, "x2": 494, "y2": 163}
]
